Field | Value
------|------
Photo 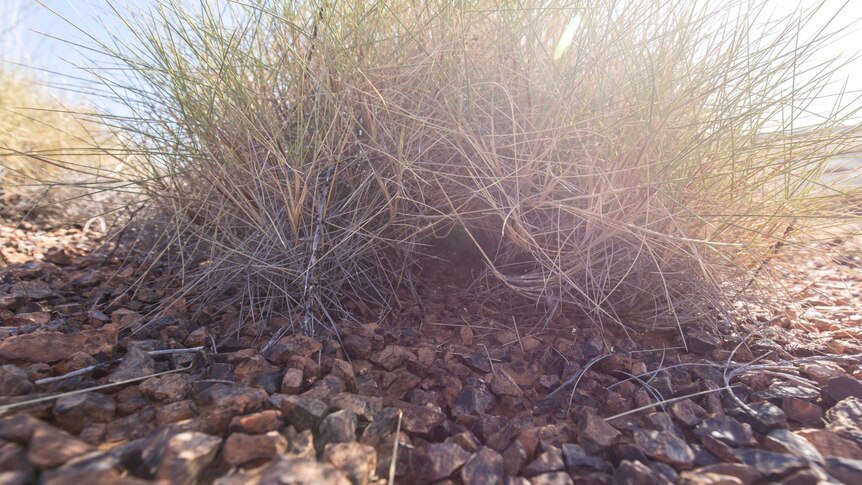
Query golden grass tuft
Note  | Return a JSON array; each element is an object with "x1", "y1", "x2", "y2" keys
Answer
[{"x1": 73, "y1": 0, "x2": 862, "y2": 342}]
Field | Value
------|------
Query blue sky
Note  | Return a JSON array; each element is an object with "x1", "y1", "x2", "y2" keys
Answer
[{"x1": 3, "y1": 0, "x2": 862, "y2": 125}]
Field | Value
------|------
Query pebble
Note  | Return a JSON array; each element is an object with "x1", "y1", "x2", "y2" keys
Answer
[
  {"x1": 228, "y1": 409, "x2": 283, "y2": 434},
  {"x1": 461, "y1": 446, "x2": 504, "y2": 485},
  {"x1": 407, "y1": 442, "x2": 471, "y2": 484},
  {"x1": 634, "y1": 429, "x2": 695, "y2": 466},
  {"x1": 694, "y1": 416, "x2": 757, "y2": 447},
  {"x1": 271, "y1": 394, "x2": 331, "y2": 431},
  {"x1": 258, "y1": 455, "x2": 350, "y2": 484},
  {"x1": 0, "y1": 365, "x2": 34, "y2": 396},
  {"x1": 732, "y1": 448, "x2": 805, "y2": 478},
  {"x1": 319, "y1": 409, "x2": 358, "y2": 445},
  {"x1": 140, "y1": 373, "x2": 192, "y2": 402},
  {"x1": 53, "y1": 392, "x2": 115, "y2": 434},
  {"x1": 223, "y1": 431, "x2": 287, "y2": 466},
  {"x1": 824, "y1": 375, "x2": 862, "y2": 402},
  {"x1": 27, "y1": 426, "x2": 93, "y2": 469},
  {"x1": 763, "y1": 428, "x2": 823, "y2": 464},
  {"x1": 323, "y1": 442, "x2": 377, "y2": 485},
  {"x1": 577, "y1": 411, "x2": 621, "y2": 452},
  {"x1": 0, "y1": 325, "x2": 118, "y2": 363},
  {"x1": 522, "y1": 449, "x2": 565, "y2": 477},
  {"x1": 782, "y1": 397, "x2": 823, "y2": 427},
  {"x1": 155, "y1": 431, "x2": 221, "y2": 485},
  {"x1": 107, "y1": 347, "x2": 155, "y2": 383}
]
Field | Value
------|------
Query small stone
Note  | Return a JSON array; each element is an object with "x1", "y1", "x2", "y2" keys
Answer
[
  {"x1": 408, "y1": 442, "x2": 470, "y2": 484},
  {"x1": 0, "y1": 325, "x2": 118, "y2": 363},
  {"x1": 271, "y1": 394, "x2": 331, "y2": 431},
  {"x1": 0, "y1": 365, "x2": 33, "y2": 396},
  {"x1": 671, "y1": 399, "x2": 709, "y2": 427},
  {"x1": 140, "y1": 373, "x2": 191, "y2": 402},
  {"x1": 613, "y1": 460, "x2": 662, "y2": 485},
  {"x1": 53, "y1": 352, "x2": 97, "y2": 375},
  {"x1": 529, "y1": 471, "x2": 575, "y2": 485},
  {"x1": 281, "y1": 368, "x2": 304, "y2": 394},
  {"x1": 461, "y1": 446, "x2": 504, "y2": 485},
  {"x1": 0, "y1": 442, "x2": 31, "y2": 475},
  {"x1": 826, "y1": 396, "x2": 862, "y2": 429},
  {"x1": 27, "y1": 426, "x2": 93, "y2": 469},
  {"x1": 452, "y1": 379, "x2": 495, "y2": 424},
  {"x1": 323, "y1": 442, "x2": 377, "y2": 485},
  {"x1": 303, "y1": 374, "x2": 345, "y2": 400},
  {"x1": 738, "y1": 401, "x2": 786, "y2": 432},
  {"x1": 577, "y1": 411, "x2": 621, "y2": 452},
  {"x1": 156, "y1": 431, "x2": 221, "y2": 485},
  {"x1": 400, "y1": 405, "x2": 446, "y2": 437},
  {"x1": 196, "y1": 384, "x2": 269, "y2": 416},
  {"x1": 694, "y1": 464, "x2": 761, "y2": 485},
  {"x1": 678, "y1": 472, "x2": 743, "y2": 485},
  {"x1": 502, "y1": 440, "x2": 528, "y2": 477},
  {"x1": 764, "y1": 429, "x2": 824, "y2": 464},
  {"x1": 320, "y1": 409, "x2": 358, "y2": 445},
  {"x1": 223, "y1": 431, "x2": 287, "y2": 466},
  {"x1": 369, "y1": 346, "x2": 416, "y2": 371},
  {"x1": 694, "y1": 416, "x2": 756, "y2": 447},
  {"x1": 825, "y1": 376, "x2": 862, "y2": 402},
  {"x1": 800, "y1": 361, "x2": 845, "y2": 384},
  {"x1": 287, "y1": 428, "x2": 317, "y2": 459},
  {"x1": 489, "y1": 372, "x2": 523, "y2": 397},
  {"x1": 782, "y1": 397, "x2": 823, "y2": 427},
  {"x1": 796, "y1": 429, "x2": 862, "y2": 460},
  {"x1": 263, "y1": 335, "x2": 322, "y2": 364},
  {"x1": 824, "y1": 456, "x2": 862, "y2": 484},
  {"x1": 53, "y1": 392, "x2": 115, "y2": 434},
  {"x1": 184, "y1": 326, "x2": 210, "y2": 347},
  {"x1": 733, "y1": 448, "x2": 805, "y2": 478},
  {"x1": 107, "y1": 347, "x2": 155, "y2": 383},
  {"x1": 0, "y1": 415, "x2": 49, "y2": 443},
  {"x1": 562, "y1": 443, "x2": 607, "y2": 471},
  {"x1": 228, "y1": 409, "x2": 283, "y2": 434},
  {"x1": 234, "y1": 354, "x2": 280, "y2": 391},
  {"x1": 522, "y1": 449, "x2": 565, "y2": 477},
  {"x1": 343, "y1": 335, "x2": 373, "y2": 359},
  {"x1": 686, "y1": 332, "x2": 720, "y2": 355},
  {"x1": 634, "y1": 429, "x2": 695, "y2": 466},
  {"x1": 258, "y1": 456, "x2": 350, "y2": 485},
  {"x1": 10, "y1": 281, "x2": 53, "y2": 300},
  {"x1": 330, "y1": 393, "x2": 383, "y2": 421},
  {"x1": 156, "y1": 400, "x2": 197, "y2": 425}
]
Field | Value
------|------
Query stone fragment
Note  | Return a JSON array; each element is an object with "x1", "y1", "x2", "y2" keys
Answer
[
  {"x1": 634, "y1": 429, "x2": 695, "y2": 466},
  {"x1": 671, "y1": 399, "x2": 709, "y2": 427},
  {"x1": 732, "y1": 448, "x2": 805, "y2": 478},
  {"x1": 613, "y1": 460, "x2": 663, "y2": 485},
  {"x1": 263, "y1": 335, "x2": 322, "y2": 364},
  {"x1": 577, "y1": 411, "x2": 621, "y2": 452},
  {"x1": 694, "y1": 463, "x2": 762, "y2": 485},
  {"x1": 156, "y1": 400, "x2": 197, "y2": 425},
  {"x1": 823, "y1": 456, "x2": 862, "y2": 484},
  {"x1": 196, "y1": 384, "x2": 269, "y2": 416},
  {"x1": 323, "y1": 442, "x2": 377, "y2": 485},
  {"x1": 107, "y1": 347, "x2": 155, "y2": 383},
  {"x1": 502, "y1": 440, "x2": 529, "y2": 477},
  {"x1": 782, "y1": 397, "x2": 823, "y2": 427},
  {"x1": 155, "y1": 431, "x2": 221, "y2": 485},
  {"x1": 407, "y1": 442, "x2": 470, "y2": 484},
  {"x1": 258, "y1": 456, "x2": 350, "y2": 484},
  {"x1": 694, "y1": 416, "x2": 757, "y2": 447},
  {"x1": 678, "y1": 472, "x2": 743, "y2": 485},
  {"x1": 522, "y1": 449, "x2": 565, "y2": 477},
  {"x1": 330, "y1": 393, "x2": 383, "y2": 421},
  {"x1": 270, "y1": 394, "x2": 331, "y2": 431},
  {"x1": 763, "y1": 428, "x2": 823, "y2": 464},
  {"x1": 228, "y1": 409, "x2": 283, "y2": 435},
  {"x1": 825, "y1": 375, "x2": 862, "y2": 402},
  {"x1": 826, "y1": 396, "x2": 862, "y2": 429},
  {"x1": 369, "y1": 346, "x2": 416, "y2": 371},
  {"x1": 53, "y1": 392, "x2": 115, "y2": 434},
  {"x1": 529, "y1": 472, "x2": 575, "y2": 485},
  {"x1": 140, "y1": 373, "x2": 191, "y2": 402},
  {"x1": 10, "y1": 281, "x2": 53, "y2": 300},
  {"x1": 461, "y1": 446, "x2": 504, "y2": 485},
  {"x1": 223, "y1": 431, "x2": 287, "y2": 466},
  {"x1": 796, "y1": 429, "x2": 862, "y2": 460},
  {"x1": 451, "y1": 378, "x2": 495, "y2": 423},
  {"x1": 562, "y1": 443, "x2": 607, "y2": 471},
  {"x1": 0, "y1": 325, "x2": 118, "y2": 363},
  {"x1": 320, "y1": 409, "x2": 358, "y2": 445},
  {"x1": 27, "y1": 426, "x2": 93, "y2": 469},
  {"x1": 281, "y1": 368, "x2": 304, "y2": 395},
  {"x1": 343, "y1": 334, "x2": 372, "y2": 359},
  {"x1": 0, "y1": 365, "x2": 33, "y2": 396}
]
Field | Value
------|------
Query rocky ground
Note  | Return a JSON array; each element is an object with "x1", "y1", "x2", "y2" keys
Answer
[{"x1": 1, "y1": 221, "x2": 862, "y2": 484}]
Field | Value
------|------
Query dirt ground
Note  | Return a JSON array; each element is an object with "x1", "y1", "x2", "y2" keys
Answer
[{"x1": 1, "y1": 220, "x2": 862, "y2": 484}]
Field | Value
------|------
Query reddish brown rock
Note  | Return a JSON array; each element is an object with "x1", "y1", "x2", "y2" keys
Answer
[
  {"x1": 223, "y1": 431, "x2": 287, "y2": 466},
  {"x1": 0, "y1": 325, "x2": 118, "y2": 363},
  {"x1": 577, "y1": 411, "x2": 621, "y2": 452},
  {"x1": 140, "y1": 373, "x2": 192, "y2": 402},
  {"x1": 796, "y1": 429, "x2": 862, "y2": 460},
  {"x1": 323, "y1": 442, "x2": 377, "y2": 485},
  {"x1": 229, "y1": 409, "x2": 283, "y2": 434},
  {"x1": 0, "y1": 365, "x2": 34, "y2": 396},
  {"x1": 408, "y1": 442, "x2": 471, "y2": 484},
  {"x1": 281, "y1": 368, "x2": 304, "y2": 395},
  {"x1": 27, "y1": 426, "x2": 93, "y2": 469},
  {"x1": 156, "y1": 400, "x2": 198, "y2": 425},
  {"x1": 53, "y1": 392, "x2": 115, "y2": 434},
  {"x1": 156, "y1": 431, "x2": 221, "y2": 485},
  {"x1": 782, "y1": 397, "x2": 823, "y2": 427},
  {"x1": 107, "y1": 347, "x2": 155, "y2": 383}
]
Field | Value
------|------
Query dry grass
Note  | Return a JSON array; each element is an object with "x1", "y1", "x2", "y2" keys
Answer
[
  {"x1": 74, "y1": 0, "x2": 862, "y2": 343},
  {"x1": 0, "y1": 69, "x2": 122, "y2": 221}
]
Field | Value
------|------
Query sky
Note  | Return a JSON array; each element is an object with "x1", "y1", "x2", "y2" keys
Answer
[{"x1": 2, "y1": 0, "x2": 862, "y2": 125}]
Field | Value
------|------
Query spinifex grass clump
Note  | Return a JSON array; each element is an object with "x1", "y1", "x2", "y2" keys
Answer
[{"x1": 89, "y1": 0, "x2": 860, "y2": 342}]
